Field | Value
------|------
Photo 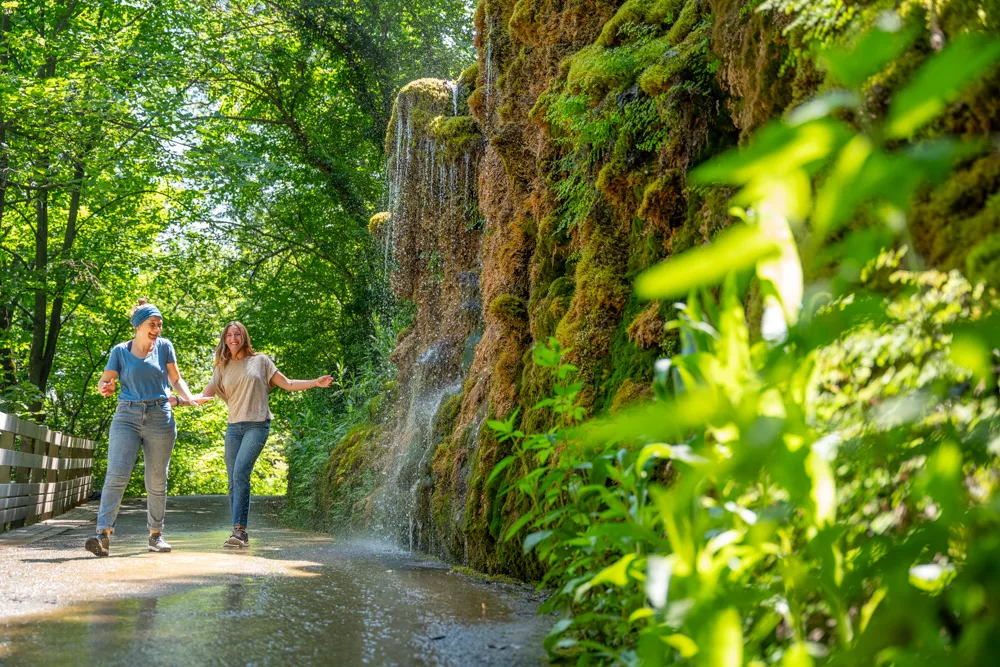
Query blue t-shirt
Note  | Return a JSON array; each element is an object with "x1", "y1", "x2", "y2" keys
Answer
[{"x1": 104, "y1": 337, "x2": 177, "y2": 402}]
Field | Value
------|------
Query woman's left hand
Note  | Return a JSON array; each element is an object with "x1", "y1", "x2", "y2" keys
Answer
[{"x1": 315, "y1": 375, "x2": 333, "y2": 388}]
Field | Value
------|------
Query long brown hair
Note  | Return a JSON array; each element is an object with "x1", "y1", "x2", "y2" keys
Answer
[{"x1": 214, "y1": 321, "x2": 256, "y2": 366}]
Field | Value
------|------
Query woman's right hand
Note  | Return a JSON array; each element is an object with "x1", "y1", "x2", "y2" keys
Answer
[{"x1": 98, "y1": 379, "x2": 116, "y2": 397}]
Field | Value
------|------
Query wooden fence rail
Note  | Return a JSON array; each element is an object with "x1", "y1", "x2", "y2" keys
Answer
[{"x1": 0, "y1": 411, "x2": 94, "y2": 532}]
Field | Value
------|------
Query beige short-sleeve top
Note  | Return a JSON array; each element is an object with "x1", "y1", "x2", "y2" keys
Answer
[{"x1": 209, "y1": 354, "x2": 279, "y2": 423}]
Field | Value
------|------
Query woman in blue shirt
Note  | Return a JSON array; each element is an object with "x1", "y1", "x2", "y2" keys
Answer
[{"x1": 84, "y1": 298, "x2": 207, "y2": 558}]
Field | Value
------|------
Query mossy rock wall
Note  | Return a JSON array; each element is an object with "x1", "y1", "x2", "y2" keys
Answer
[{"x1": 317, "y1": 0, "x2": 1000, "y2": 579}]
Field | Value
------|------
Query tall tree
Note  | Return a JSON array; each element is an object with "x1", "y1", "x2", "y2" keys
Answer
[{"x1": 0, "y1": 0, "x2": 202, "y2": 413}]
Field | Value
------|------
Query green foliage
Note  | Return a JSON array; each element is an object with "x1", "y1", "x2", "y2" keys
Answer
[
  {"x1": 759, "y1": 0, "x2": 858, "y2": 47},
  {"x1": 539, "y1": 1, "x2": 717, "y2": 233},
  {"x1": 965, "y1": 230, "x2": 1000, "y2": 287},
  {"x1": 1, "y1": 0, "x2": 472, "y2": 498},
  {"x1": 490, "y1": 18, "x2": 1000, "y2": 665},
  {"x1": 283, "y1": 308, "x2": 404, "y2": 526}
]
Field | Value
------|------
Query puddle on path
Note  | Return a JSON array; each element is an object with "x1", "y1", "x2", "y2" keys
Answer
[{"x1": 0, "y1": 496, "x2": 548, "y2": 666}]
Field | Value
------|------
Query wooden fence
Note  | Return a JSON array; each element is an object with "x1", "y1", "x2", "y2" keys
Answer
[{"x1": 0, "y1": 411, "x2": 94, "y2": 532}]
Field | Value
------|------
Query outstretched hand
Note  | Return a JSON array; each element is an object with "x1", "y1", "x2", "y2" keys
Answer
[
  {"x1": 97, "y1": 379, "x2": 116, "y2": 397},
  {"x1": 315, "y1": 375, "x2": 333, "y2": 388}
]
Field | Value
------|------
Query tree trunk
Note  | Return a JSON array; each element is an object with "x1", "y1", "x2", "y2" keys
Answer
[
  {"x1": 0, "y1": 12, "x2": 14, "y2": 391},
  {"x1": 28, "y1": 187, "x2": 49, "y2": 415},
  {"x1": 39, "y1": 159, "x2": 86, "y2": 392}
]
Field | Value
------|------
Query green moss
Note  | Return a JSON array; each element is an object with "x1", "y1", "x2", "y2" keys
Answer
[
  {"x1": 593, "y1": 295, "x2": 662, "y2": 413},
  {"x1": 910, "y1": 154, "x2": 1000, "y2": 271},
  {"x1": 966, "y1": 215, "x2": 1000, "y2": 288},
  {"x1": 315, "y1": 425, "x2": 382, "y2": 530},
  {"x1": 490, "y1": 122, "x2": 528, "y2": 180},
  {"x1": 368, "y1": 211, "x2": 390, "y2": 236},
  {"x1": 596, "y1": 156, "x2": 627, "y2": 198},
  {"x1": 434, "y1": 392, "x2": 464, "y2": 441},
  {"x1": 628, "y1": 215, "x2": 664, "y2": 275},
  {"x1": 597, "y1": 0, "x2": 687, "y2": 47},
  {"x1": 430, "y1": 115, "x2": 482, "y2": 161},
  {"x1": 548, "y1": 276, "x2": 575, "y2": 299},
  {"x1": 451, "y1": 565, "x2": 523, "y2": 585},
  {"x1": 566, "y1": 37, "x2": 676, "y2": 99},
  {"x1": 609, "y1": 377, "x2": 653, "y2": 413},
  {"x1": 489, "y1": 294, "x2": 529, "y2": 325},
  {"x1": 508, "y1": 0, "x2": 540, "y2": 46},
  {"x1": 665, "y1": 0, "x2": 700, "y2": 45},
  {"x1": 458, "y1": 62, "x2": 480, "y2": 88},
  {"x1": 385, "y1": 78, "x2": 456, "y2": 155}
]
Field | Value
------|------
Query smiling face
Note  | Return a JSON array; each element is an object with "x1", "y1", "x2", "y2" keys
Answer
[
  {"x1": 214, "y1": 321, "x2": 254, "y2": 366},
  {"x1": 136, "y1": 316, "x2": 163, "y2": 345},
  {"x1": 225, "y1": 325, "x2": 244, "y2": 358}
]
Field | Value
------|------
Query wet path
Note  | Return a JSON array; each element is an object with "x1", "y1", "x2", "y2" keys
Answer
[{"x1": 0, "y1": 496, "x2": 549, "y2": 666}]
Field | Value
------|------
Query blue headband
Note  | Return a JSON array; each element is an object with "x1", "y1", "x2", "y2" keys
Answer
[{"x1": 131, "y1": 304, "x2": 162, "y2": 328}]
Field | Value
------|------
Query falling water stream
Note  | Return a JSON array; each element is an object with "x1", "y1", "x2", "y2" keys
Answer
[{"x1": 374, "y1": 80, "x2": 484, "y2": 556}]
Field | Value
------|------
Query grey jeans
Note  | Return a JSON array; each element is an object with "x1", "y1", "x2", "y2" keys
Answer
[{"x1": 96, "y1": 399, "x2": 177, "y2": 533}]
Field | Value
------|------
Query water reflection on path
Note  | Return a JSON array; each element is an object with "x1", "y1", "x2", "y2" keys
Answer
[{"x1": 0, "y1": 496, "x2": 547, "y2": 666}]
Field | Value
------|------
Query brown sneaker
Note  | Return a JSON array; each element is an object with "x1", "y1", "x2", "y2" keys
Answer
[
  {"x1": 223, "y1": 527, "x2": 249, "y2": 548},
  {"x1": 85, "y1": 532, "x2": 110, "y2": 557}
]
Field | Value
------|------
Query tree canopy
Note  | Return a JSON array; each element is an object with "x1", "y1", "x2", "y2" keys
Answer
[{"x1": 0, "y1": 0, "x2": 473, "y2": 491}]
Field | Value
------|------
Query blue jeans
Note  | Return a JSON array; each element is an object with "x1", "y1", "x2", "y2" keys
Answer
[
  {"x1": 224, "y1": 420, "x2": 270, "y2": 528},
  {"x1": 97, "y1": 399, "x2": 177, "y2": 533}
]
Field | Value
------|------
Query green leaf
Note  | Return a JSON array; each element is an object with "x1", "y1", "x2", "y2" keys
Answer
[
  {"x1": 949, "y1": 331, "x2": 993, "y2": 383},
  {"x1": 663, "y1": 633, "x2": 699, "y2": 658},
  {"x1": 690, "y1": 119, "x2": 850, "y2": 185},
  {"x1": 718, "y1": 272, "x2": 752, "y2": 376},
  {"x1": 635, "y1": 224, "x2": 780, "y2": 300},
  {"x1": 544, "y1": 618, "x2": 576, "y2": 652},
  {"x1": 818, "y1": 16, "x2": 919, "y2": 89},
  {"x1": 503, "y1": 512, "x2": 537, "y2": 542},
  {"x1": 811, "y1": 135, "x2": 877, "y2": 240},
  {"x1": 574, "y1": 553, "x2": 638, "y2": 602},
  {"x1": 486, "y1": 455, "x2": 516, "y2": 485},
  {"x1": 698, "y1": 607, "x2": 743, "y2": 667},
  {"x1": 548, "y1": 618, "x2": 574, "y2": 636},
  {"x1": 781, "y1": 643, "x2": 814, "y2": 667},
  {"x1": 887, "y1": 34, "x2": 1000, "y2": 138},
  {"x1": 859, "y1": 587, "x2": 887, "y2": 632},
  {"x1": 629, "y1": 607, "x2": 655, "y2": 623},
  {"x1": 523, "y1": 530, "x2": 554, "y2": 554},
  {"x1": 785, "y1": 90, "x2": 861, "y2": 125},
  {"x1": 806, "y1": 449, "x2": 836, "y2": 528},
  {"x1": 577, "y1": 388, "x2": 720, "y2": 445}
]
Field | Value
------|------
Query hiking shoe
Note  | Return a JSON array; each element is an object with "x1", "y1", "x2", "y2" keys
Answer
[
  {"x1": 85, "y1": 533, "x2": 110, "y2": 558},
  {"x1": 148, "y1": 532, "x2": 172, "y2": 552},
  {"x1": 224, "y1": 528, "x2": 249, "y2": 548}
]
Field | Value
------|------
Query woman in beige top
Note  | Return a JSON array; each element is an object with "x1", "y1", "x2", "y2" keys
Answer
[{"x1": 194, "y1": 321, "x2": 332, "y2": 547}]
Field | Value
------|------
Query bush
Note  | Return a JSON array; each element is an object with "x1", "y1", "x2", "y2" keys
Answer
[{"x1": 489, "y1": 23, "x2": 1000, "y2": 665}]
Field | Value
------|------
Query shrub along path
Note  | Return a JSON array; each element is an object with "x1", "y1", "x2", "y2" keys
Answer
[{"x1": 0, "y1": 496, "x2": 547, "y2": 665}]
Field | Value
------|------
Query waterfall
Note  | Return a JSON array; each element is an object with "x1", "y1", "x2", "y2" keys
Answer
[
  {"x1": 484, "y1": 38, "x2": 493, "y2": 128},
  {"x1": 373, "y1": 79, "x2": 485, "y2": 555},
  {"x1": 448, "y1": 80, "x2": 461, "y2": 117},
  {"x1": 384, "y1": 100, "x2": 413, "y2": 278}
]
